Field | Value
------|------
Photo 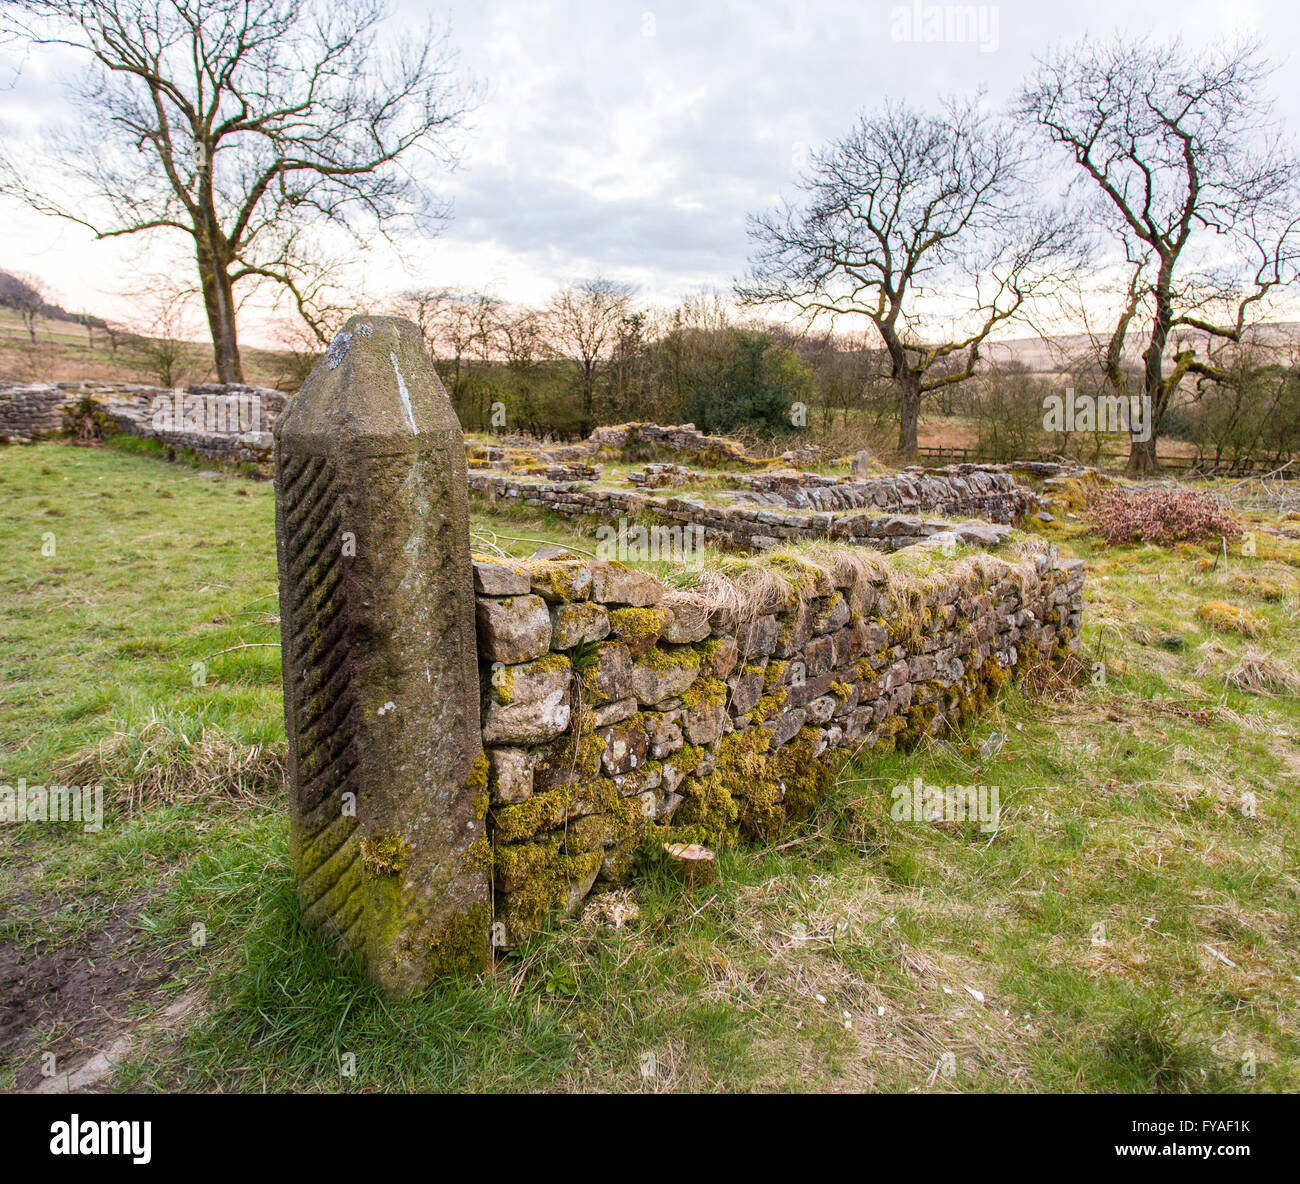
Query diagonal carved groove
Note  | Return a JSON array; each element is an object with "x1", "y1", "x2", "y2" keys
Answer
[{"x1": 281, "y1": 448, "x2": 361, "y2": 941}]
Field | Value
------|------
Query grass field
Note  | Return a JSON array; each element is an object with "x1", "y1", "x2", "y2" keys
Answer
[{"x1": 2, "y1": 439, "x2": 1299, "y2": 1092}]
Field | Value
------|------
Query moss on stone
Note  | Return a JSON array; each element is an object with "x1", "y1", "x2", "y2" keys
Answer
[
  {"x1": 679, "y1": 674, "x2": 726, "y2": 712},
  {"x1": 636, "y1": 643, "x2": 702, "y2": 674},
  {"x1": 466, "y1": 751, "x2": 490, "y2": 819},
  {"x1": 608, "y1": 606, "x2": 669, "y2": 648},
  {"x1": 751, "y1": 687, "x2": 787, "y2": 722},
  {"x1": 531, "y1": 726, "x2": 603, "y2": 793},
  {"x1": 359, "y1": 832, "x2": 408, "y2": 876},
  {"x1": 499, "y1": 847, "x2": 602, "y2": 935},
  {"x1": 493, "y1": 786, "x2": 578, "y2": 842},
  {"x1": 895, "y1": 701, "x2": 939, "y2": 747},
  {"x1": 494, "y1": 837, "x2": 561, "y2": 892},
  {"x1": 422, "y1": 901, "x2": 491, "y2": 976},
  {"x1": 774, "y1": 727, "x2": 841, "y2": 820},
  {"x1": 759, "y1": 657, "x2": 785, "y2": 696},
  {"x1": 670, "y1": 770, "x2": 740, "y2": 849},
  {"x1": 461, "y1": 834, "x2": 493, "y2": 875},
  {"x1": 887, "y1": 602, "x2": 934, "y2": 649}
]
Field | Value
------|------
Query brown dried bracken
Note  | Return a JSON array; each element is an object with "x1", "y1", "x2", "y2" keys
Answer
[{"x1": 1089, "y1": 487, "x2": 1242, "y2": 546}]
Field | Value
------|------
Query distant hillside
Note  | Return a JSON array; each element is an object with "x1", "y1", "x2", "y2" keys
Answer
[
  {"x1": 985, "y1": 322, "x2": 1300, "y2": 373},
  {"x1": 0, "y1": 270, "x2": 105, "y2": 328}
]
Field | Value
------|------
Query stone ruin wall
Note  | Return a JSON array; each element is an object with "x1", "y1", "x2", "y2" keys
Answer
[
  {"x1": 0, "y1": 381, "x2": 93, "y2": 439},
  {"x1": 471, "y1": 547, "x2": 1085, "y2": 942},
  {"x1": 0, "y1": 380, "x2": 284, "y2": 463},
  {"x1": 469, "y1": 466, "x2": 1030, "y2": 553},
  {"x1": 4, "y1": 382, "x2": 1075, "y2": 558}
]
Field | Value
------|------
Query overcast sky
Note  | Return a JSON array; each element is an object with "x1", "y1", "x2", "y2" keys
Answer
[{"x1": 1, "y1": 0, "x2": 1294, "y2": 344}]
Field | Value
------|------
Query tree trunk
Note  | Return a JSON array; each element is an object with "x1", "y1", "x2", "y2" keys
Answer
[
  {"x1": 1129, "y1": 258, "x2": 1173, "y2": 475},
  {"x1": 580, "y1": 361, "x2": 595, "y2": 437},
  {"x1": 1127, "y1": 435, "x2": 1157, "y2": 474},
  {"x1": 196, "y1": 237, "x2": 244, "y2": 384},
  {"x1": 897, "y1": 370, "x2": 921, "y2": 457}
]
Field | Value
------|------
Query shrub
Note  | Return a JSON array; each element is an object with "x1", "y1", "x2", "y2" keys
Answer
[
  {"x1": 1088, "y1": 487, "x2": 1242, "y2": 546},
  {"x1": 62, "y1": 394, "x2": 116, "y2": 443}
]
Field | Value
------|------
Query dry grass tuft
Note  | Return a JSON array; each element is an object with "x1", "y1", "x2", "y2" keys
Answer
[
  {"x1": 1222, "y1": 648, "x2": 1300, "y2": 697},
  {"x1": 689, "y1": 540, "x2": 1044, "y2": 630},
  {"x1": 55, "y1": 715, "x2": 285, "y2": 814}
]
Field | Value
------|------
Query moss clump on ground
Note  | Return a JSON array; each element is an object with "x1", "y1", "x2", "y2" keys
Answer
[
  {"x1": 1195, "y1": 600, "x2": 1268, "y2": 638},
  {"x1": 1225, "y1": 573, "x2": 1284, "y2": 603}
]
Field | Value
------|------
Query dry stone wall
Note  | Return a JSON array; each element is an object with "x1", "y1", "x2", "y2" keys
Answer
[
  {"x1": 469, "y1": 468, "x2": 1026, "y2": 553},
  {"x1": 0, "y1": 381, "x2": 109, "y2": 440},
  {"x1": 0, "y1": 379, "x2": 283, "y2": 463},
  {"x1": 473, "y1": 545, "x2": 1085, "y2": 942}
]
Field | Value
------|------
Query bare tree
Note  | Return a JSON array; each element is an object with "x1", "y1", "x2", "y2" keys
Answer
[
  {"x1": 1019, "y1": 37, "x2": 1300, "y2": 472},
  {"x1": 495, "y1": 305, "x2": 549, "y2": 434},
  {"x1": 399, "y1": 287, "x2": 502, "y2": 405},
  {"x1": 74, "y1": 311, "x2": 102, "y2": 352},
  {"x1": 546, "y1": 277, "x2": 634, "y2": 435},
  {"x1": 0, "y1": 0, "x2": 475, "y2": 382},
  {"x1": 3, "y1": 270, "x2": 48, "y2": 341},
  {"x1": 740, "y1": 96, "x2": 1074, "y2": 455},
  {"x1": 129, "y1": 275, "x2": 194, "y2": 387}
]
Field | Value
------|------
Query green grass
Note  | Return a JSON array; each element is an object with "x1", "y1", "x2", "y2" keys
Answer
[{"x1": 2, "y1": 439, "x2": 1299, "y2": 1091}]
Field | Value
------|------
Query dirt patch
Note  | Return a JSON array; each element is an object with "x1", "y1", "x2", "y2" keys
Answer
[{"x1": 0, "y1": 905, "x2": 186, "y2": 1091}]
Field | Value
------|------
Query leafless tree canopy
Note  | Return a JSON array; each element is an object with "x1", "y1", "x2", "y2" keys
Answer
[
  {"x1": 1018, "y1": 36, "x2": 1300, "y2": 471},
  {"x1": 546, "y1": 278, "x2": 635, "y2": 435},
  {"x1": 739, "y1": 96, "x2": 1075, "y2": 454},
  {"x1": 0, "y1": 0, "x2": 475, "y2": 381}
]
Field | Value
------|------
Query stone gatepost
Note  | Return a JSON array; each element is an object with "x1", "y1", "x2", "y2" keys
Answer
[{"x1": 274, "y1": 315, "x2": 490, "y2": 991}]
